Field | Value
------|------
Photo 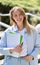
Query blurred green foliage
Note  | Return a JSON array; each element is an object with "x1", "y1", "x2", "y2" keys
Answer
[
  {"x1": 0, "y1": 0, "x2": 40, "y2": 9},
  {"x1": 0, "y1": 0, "x2": 40, "y2": 26}
]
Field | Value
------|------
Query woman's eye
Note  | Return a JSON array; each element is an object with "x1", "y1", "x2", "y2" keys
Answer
[{"x1": 14, "y1": 14, "x2": 17, "y2": 17}]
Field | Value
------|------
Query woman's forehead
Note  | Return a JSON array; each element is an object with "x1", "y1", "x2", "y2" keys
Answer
[
  {"x1": 13, "y1": 9, "x2": 24, "y2": 16},
  {"x1": 14, "y1": 8, "x2": 23, "y2": 13},
  {"x1": 14, "y1": 9, "x2": 21, "y2": 14}
]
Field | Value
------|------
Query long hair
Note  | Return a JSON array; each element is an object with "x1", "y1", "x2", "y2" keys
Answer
[{"x1": 9, "y1": 6, "x2": 33, "y2": 34}]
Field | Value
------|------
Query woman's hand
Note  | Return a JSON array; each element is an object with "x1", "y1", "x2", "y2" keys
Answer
[
  {"x1": 9, "y1": 45, "x2": 22, "y2": 53},
  {"x1": 9, "y1": 48, "x2": 15, "y2": 53},
  {"x1": 15, "y1": 45, "x2": 22, "y2": 53},
  {"x1": 22, "y1": 55, "x2": 34, "y2": 62}
]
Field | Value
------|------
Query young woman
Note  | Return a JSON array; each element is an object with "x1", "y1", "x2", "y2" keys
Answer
[{"x1": 0, "y1": 6, "x2": 40, "y2": 65}]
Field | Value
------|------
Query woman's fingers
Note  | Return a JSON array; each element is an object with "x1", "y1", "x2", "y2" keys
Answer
[
  {"x1": 22, "y1": 56, "x2": 34, "y2": 62},
  {"x1": 9, "y1": 49, "x2": 15, "y2": 53},
  {"x1": 15, "y1": 45, "x2": 22, "y2": 53},
  {"x1": 9, "y1": 45, "x2": 22, "y2": 53}
]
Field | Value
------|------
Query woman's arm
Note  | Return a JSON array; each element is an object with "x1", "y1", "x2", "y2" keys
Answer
[
  {"x1": 0, "y1": 31, "x2": 10, "y2": 55},
  {"x1": 0, "y1": 31, "x2": 7, "y2": 48},
  {"x1": 30, "y1": 31, "x2": 40, "y2": 58},
  {"x1": 22, "y1": 30, "x2": 40, "y2": 62},
  {"x1": 9, "y1": 45, "x2": 22, "y2": 53}
]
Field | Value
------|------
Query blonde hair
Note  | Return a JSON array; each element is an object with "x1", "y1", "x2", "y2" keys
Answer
[{"x1": 9, "y1": 6, "x2": 33, "y2": 34}]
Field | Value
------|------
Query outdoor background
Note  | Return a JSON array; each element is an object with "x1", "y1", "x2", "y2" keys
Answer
[{"x1": 0, "y1": 0, "x2": 40, "y2": 27}]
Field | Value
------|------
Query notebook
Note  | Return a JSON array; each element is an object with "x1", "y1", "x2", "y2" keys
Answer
[
  {"x1": 0, "y1": 31, "x2": 27, "y2": 57},
  {"x1": 7, "y1": 32, "x2": 20, "y2": 48}
]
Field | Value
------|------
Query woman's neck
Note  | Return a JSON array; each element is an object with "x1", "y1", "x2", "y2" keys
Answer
[{"x1": 17, "y1": 24, "x2": 24, "y2": 31}]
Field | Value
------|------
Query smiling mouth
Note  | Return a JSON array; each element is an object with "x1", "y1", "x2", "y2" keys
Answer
[
  {"x1": 17, "y1": 19, "x2": 22, "y2": 21},
  {"x1": 17, "y1": 20, "x2": 21, "y2": 21}
]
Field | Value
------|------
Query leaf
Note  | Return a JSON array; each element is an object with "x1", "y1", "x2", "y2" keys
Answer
[
  {"x1": 9, "y1": 32, "x2": 15, "y2": 34},
  {"x1": 20, "y1": 35, "x2": 23, "y2": 45}
]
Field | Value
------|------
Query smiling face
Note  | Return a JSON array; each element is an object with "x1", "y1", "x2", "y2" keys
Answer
[
  {"x1": 10, "y1": 7, "x2": 31, "y2": 34},
  {"x1": 11, "y1": 8, "x2": 25, "y2": 26}
]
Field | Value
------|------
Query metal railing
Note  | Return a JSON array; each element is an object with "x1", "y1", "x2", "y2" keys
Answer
[
  {"x1": 0, "y1": 22, "x2": 10, "y2": 28},
  {"x1": 0, "y1": 13, "x2": 40, "y2": 28},
  {"x1": 0, "y1": 13, "x2": 40, "y2": 19}
]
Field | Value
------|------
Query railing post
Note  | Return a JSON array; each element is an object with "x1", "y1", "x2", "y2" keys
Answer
[{"x1": 0, "y1": 16, "x2": 2, "y2": 31}]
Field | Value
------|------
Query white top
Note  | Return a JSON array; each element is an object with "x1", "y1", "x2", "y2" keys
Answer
[
  {"x1": 36, "y1": 24, "x2": 40, "y2": 33},
  {"x1": 0, "y1": 25, "x2": 39, "y2": 58}
]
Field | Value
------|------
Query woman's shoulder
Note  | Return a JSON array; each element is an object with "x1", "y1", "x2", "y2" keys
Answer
[
  {"x1": 35, "y1": 24, "x2": 40, "y2": 33},
  {"x1": 4, "y1": 26, "x2": 15, "y2": 33},
  {"x1": 30, "y1": 25, "x2": 38, "y2": 34}
]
